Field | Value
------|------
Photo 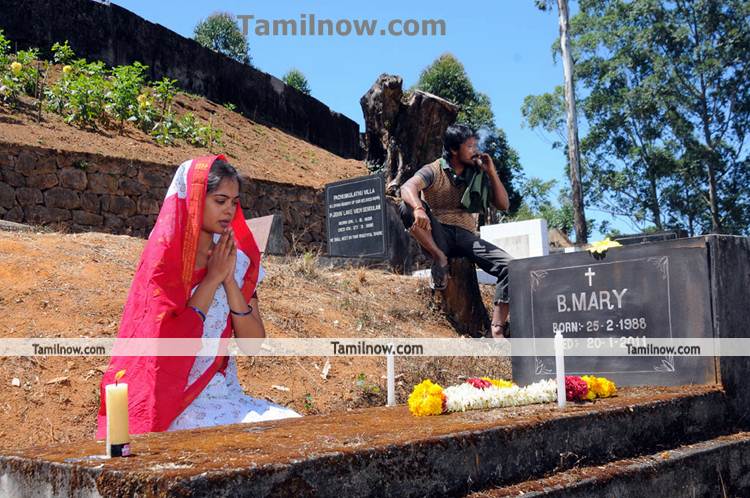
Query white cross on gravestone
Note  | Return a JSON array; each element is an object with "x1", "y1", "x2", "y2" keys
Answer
[{"x1": 585, "y1": 267, "x2": 596, "y2": 286}]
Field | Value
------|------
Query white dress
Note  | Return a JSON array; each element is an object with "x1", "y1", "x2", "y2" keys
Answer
[{"x1": 167, "y1": 247, "x2": 301, "y2": 431}]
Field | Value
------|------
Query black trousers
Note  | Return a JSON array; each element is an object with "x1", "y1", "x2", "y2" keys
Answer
[{"x1": 399, "y1": 201, "x2": 513, "y2": 304}]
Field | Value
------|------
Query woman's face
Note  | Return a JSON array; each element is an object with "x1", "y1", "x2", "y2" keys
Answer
[{"x1": 202, "y1": 178, "x2": 240, "y2": 234}]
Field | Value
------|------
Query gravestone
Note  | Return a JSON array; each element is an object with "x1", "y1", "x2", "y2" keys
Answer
[
  {"x1": 480, "y1": 219, "x2": 549, "y2": 259},
  {"x1": 246, "y1": 214, "x2": 286, "y2": 255},
  {"x1": 614, "y1": 230, "x2": 686, "y2": 246},
  {"x1": 474, "y1": 219, "x2": 549, "y2": 284},
  {"x1": 510, "y1": 236, "x2": 718, "y2": 387},
  {"x1": 325, "y1": 174, "x2": 388, "y2": 259}
]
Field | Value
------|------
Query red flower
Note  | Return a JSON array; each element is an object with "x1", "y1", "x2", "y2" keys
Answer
[
  {"x1": 466, "y1": 377, "x2": 492, "y2": 389},
  {"x1": 565, "y1": 375, "x2": 589, "y2": 401}
]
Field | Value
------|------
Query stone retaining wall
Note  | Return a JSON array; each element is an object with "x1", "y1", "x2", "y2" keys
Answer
[{"x1": 0, "y1": 143, "x2": 326, "y2": 252}]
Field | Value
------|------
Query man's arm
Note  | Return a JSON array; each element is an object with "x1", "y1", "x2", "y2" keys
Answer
[
  {"x1": 479, "y1": 154, "x2": 510, "y2": 212},
  {"x1": 401, "y1": 165, "x2": 435, "y2": 231},
  {"x1": 400, "y1": 175, "x2": 425, "y2": 210},
  {"x1": 401, "y1": 165, "x2": 434, "y2": 208}
]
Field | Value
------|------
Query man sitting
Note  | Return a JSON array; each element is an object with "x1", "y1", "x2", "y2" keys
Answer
[{"x1": 399, "y1": 124, "x2": 514, "y2": 338}]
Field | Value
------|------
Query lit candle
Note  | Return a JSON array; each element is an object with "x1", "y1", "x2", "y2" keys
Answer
[
  {"x1": 106, "y1": 369, "x2": 131, "y2": 457},
  {"x1": 554, "y1": 330, "x2": 566, "y2": 408}
]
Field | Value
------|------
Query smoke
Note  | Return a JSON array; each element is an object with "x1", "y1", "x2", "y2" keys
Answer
[{"x1": 476, "y1": 126, "x2": 493, "y2": 153}]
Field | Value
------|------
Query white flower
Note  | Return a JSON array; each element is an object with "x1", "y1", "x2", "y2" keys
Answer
[{"x1": 443, "y1": 379, "x2": 557, "y2": 413}]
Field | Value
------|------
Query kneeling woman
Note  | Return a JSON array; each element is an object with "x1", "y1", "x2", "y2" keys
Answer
[{"x1": 96, "y1": 155, "x2": 300, "y2": 438}]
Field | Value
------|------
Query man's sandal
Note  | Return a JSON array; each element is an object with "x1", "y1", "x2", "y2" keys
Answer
[{"x1": 430, "y1": 262, "x2": 449, "y2": 290}]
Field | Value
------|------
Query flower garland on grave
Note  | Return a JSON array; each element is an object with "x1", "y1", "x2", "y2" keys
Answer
[
  {"x1": 580, "y1": 375, "x2": 617, "y2": 400},
  {"x1": 408, "y1": 375, "x2": 617, "y2": 416}
]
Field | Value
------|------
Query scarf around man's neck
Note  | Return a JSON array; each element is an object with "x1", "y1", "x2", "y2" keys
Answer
[{"x1": 441, "y1": 158, "x2": 492, "y2": 213}]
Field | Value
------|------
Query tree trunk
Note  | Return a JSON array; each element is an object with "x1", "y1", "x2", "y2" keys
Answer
[
  {"x1": 649, "y1": 174, "x2": 663, "y2": 230},
  {"x1": 557, "y1": 0, "x2": 588, "y2": 243},
  {"x1": 432, "y1": 258, "x2": 490, "y2": 338},
  {"x1": 360, "y1": 74, "x2": 459, "y2": 195}
]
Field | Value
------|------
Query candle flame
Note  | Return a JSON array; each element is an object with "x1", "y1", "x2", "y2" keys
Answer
[{"x1": 114, "y1": 369, "x2": 126, "y2": 384}]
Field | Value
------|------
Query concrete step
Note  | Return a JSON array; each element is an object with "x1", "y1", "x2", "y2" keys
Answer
[
  {"x1": 0, "y1": 385, "x2": 734, "y2": 497},
  {"x1": 467, "y1": 431, "x2": 750, "y2": 498}
]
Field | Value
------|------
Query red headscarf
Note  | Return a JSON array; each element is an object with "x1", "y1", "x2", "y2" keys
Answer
[{"x1": 96, "y1": 155, "x2": 261, "y2": 438}]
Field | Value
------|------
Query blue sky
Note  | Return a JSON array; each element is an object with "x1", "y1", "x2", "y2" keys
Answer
[{"x1": 116, "y1": 0, "x2": 630, "y2": 238}]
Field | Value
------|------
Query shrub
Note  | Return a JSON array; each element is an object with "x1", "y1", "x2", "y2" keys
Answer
[
  {"x1": 3, "y1": 33, "x2": 223, "y2": 149},
  {"x1": 107, "y1": 62, "x2": 147, "y2": 132}
]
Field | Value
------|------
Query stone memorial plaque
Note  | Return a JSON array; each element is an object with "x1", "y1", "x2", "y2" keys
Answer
[
  {"x1": 325, "y1": 174, "x2": 388, "y2": 259},
  {"x1": 510, "y1": 237, "x2": 717, "y2": 387},
  {"x1": 480, "y1": 219, "x2": 549, "y2": 259}
]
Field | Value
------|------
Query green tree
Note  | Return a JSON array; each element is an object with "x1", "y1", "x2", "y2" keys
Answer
[
  {"x1": 513, "y1": 177, "x2": 575, "y2": 235},
  {"x1": 570, "y1": 0, "x2": 750, "y2": 235},
  {"x1": 282, "y1": 68, "x2": 311, "y2": 95},
  {"x1": 193, "y1": 13, "x2": 251, "y2": 65},
  {"x1": 534, "y1": 0, "x2": 589, "y2": 243},
  {"x1": 521, "y1": 86, "x2": 595, "y2": 239},
  {"x1": 521, "y1": 86, "x2": 567, "y2": 151},
  {"x1": 413, "y1": 53, "x2": 523, "y2": 217},
  {"x1": 413, "y1": 53, "x2": 493, "y2": 129}
]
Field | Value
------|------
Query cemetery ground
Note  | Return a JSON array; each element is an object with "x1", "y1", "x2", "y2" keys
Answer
[
  {"x1": 0, "y1": 62, "x2": 514, "y2": 455},
  {"x1": 0, "y1": 228, "x2": 510, "y2": 452}
]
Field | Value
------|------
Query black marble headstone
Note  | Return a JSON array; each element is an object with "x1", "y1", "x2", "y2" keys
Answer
[
  {"x1": 325, "y1": 174, "x2": 388, "y2": 259},
  {"x1": 510, "y1": 237, "x2": 717, "y2": 387},
  {"x1": 614, "y1": 230, "x2": 686, "y2": 246}
]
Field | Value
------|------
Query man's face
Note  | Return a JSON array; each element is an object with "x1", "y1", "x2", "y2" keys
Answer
[{"x1": 451, "y1": 137, "x2": 480, "y2": 168}]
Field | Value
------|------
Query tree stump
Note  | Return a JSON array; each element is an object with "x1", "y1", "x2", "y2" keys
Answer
[
  {"x1": 360, "y1": 74, "x2": 458, "y2": 195},
  {"x1": 360, "y1": 74, "x2": 488, "y2": 333},
  {"x1": 433, "y1": 258, "x2": 490, "y2": 338}
]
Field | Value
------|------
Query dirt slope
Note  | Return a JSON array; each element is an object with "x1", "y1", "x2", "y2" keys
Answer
[
  {"x1": 0, "y1": 79, "x2": 366, "y2": 188},
  {"x1": 0, "y1": 230, "x2": 509, "y2": 451}
]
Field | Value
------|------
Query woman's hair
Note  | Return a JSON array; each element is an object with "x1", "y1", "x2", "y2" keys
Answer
[
  {"x1": 442, "y1": 124, "x2": 478, "y2": 161},
  {"x1": 206, "y1": 159, "x2": 241, "y2": 193}
]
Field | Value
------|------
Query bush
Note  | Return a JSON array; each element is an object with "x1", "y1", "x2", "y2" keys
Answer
[
  {"x1": 107, "y1": 62, "x2": 147, "y2": 132},
  {"x1": 282, "y1": 68, "x2": 311, "y2": 95},
  {"x1": 51, "y1": 41, "x2": 75, "y2": 65},
  {"x1": 49, "y1": 59, "x2": 109, "y2": 128},
  {"x1": 148, "y1": 77, "x2": 180, "y2": 144},
  {"x1": 0, "y1": 32, "x2": 42, "y2": 107}
]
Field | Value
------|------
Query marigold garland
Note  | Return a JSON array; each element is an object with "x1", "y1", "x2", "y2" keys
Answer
[
  {"x1": 407, "y1": 379, "x2": 446, "y2": 417},
  {"x1": 408, "y1": 377, "x2": 556, "y2": 416},
  {"x1": 581, "y1": 375, "x2": 617, "y2": 400}
]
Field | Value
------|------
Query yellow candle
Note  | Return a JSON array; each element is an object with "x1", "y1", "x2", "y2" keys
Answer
[{"x1": 105, "y1": 382, "x2": 129, "y2": 451}]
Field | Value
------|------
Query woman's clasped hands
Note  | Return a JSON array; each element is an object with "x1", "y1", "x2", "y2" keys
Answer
[{"x1": 206, "y1": 227, "x2": 238, "y2": 287}]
